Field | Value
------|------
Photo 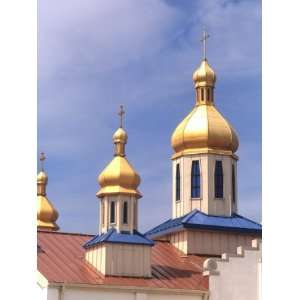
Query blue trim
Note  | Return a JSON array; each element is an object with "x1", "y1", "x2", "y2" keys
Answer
[
  {"x1": 145, "y1": 209, "x2": 262, "y2": 238},
  {"x1": 83, "y1": 228, "x2": 154, "y2": 248}
]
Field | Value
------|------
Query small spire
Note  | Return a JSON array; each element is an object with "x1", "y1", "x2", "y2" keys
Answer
[
  {"x1": 200, "y1": 30, "x2": 210, "y2": 60},
  {"x1": 40, "y1": 152, "x2": 46, "y2": 171},
  {"x1": 118, "y1": 105, "x2": 125, "y2": 128}
]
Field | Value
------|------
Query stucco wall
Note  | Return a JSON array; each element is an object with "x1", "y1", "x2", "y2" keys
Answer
[{"x1": 205, "y1": 239, "x2": 261, "y2": 300}]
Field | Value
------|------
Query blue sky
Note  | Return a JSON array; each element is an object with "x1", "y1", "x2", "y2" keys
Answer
[{"x1": 38, "y1": 0, "x2": 261, "y2": 234}]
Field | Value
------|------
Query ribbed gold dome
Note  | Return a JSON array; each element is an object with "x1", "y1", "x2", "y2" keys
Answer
[
  {"x1": 97, "y1": 127, "x2": 142, "y2": 198},
  {"x1": 37, "y1": 170, "x2": 59, "y2": 231},
  {"x1": 37, "y1": 195, "x2": 59, "y2": 231},
  {"x1": 193, "y1": 59, "x2": 216, "y2": 88},
  {"x1": 171, "y1": 58, "x2": 239, "y2": 158}
]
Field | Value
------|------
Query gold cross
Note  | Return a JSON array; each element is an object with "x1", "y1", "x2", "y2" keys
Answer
[
  {"x1": 200, "y1": 30, "x2": 210, "y2": 60},
  {"x1": 118, "y1": 105, "x2": 125, "y2": 128},
  {"x1": 40, "y1": 152, "x2": 46, "y2": 171}
]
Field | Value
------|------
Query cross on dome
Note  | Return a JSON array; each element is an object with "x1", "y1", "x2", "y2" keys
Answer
[
  {"x1": 40, "y1": 152, "x2": 46, "y2": 171},
  {"x1": 200, "y1": 30, "x2": 210, "y2": 60},
  {"x1": 118, "y1": 105, "x2": 125, "y2": 128}
]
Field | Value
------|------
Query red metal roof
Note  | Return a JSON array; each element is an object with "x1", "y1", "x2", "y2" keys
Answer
[{"x1": 37, "y1": 230, "x2": 209, "y2": 291}]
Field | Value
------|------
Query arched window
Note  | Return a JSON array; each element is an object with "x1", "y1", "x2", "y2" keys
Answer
[
  {"x1": 110, "y1": 201, "x2": 115, "y2": 224},
  {"x1": 191, "y1": 160, "x2": 201, "y2": 198},
  {"x1": 232, "y1": 164, "x2": 236, "y2": 204},
  {"x1": 176, "y1": 164, "x2": 181, "y2": 201},
  {"x1": 123, "y1": 201, "x2": 128, "y2": 224},
  {"x1": 214, "y1": 160, "x2": 223, "y2": 198},
  {"x1": 207, "y1": 88, "x2": 210, "y2": 101}
]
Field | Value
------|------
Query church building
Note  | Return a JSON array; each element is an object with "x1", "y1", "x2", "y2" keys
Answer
[{"x1": 37, "y1": 34, "x2": 262, "y2": 300}]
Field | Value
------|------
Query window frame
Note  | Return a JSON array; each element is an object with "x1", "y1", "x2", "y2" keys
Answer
[
  {"x1": 214, "y1": 160, "x2": 224, "y2": 199},
  {"x1": 191, "y1": 160, "x2": 201, "y2": 199},
  {"x1": 123, "y1": 201, "x2": 128, "y2": 224},
  {"x1": 175, "y1": 163, "x2": 181, "y2": 201},
  {"x1": 110, "y1": 201, "x2": 116, "y2": 224},
  {"x1": 232, "y1": 164, "x2": 236, "y2": 204}
]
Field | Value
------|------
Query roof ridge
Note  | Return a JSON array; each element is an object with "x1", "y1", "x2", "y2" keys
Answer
[
  {"x1": 144, "y1": 218, "x2": 172, "y2": 235},
  {"x1": 182, "y1": 209, "x2": 199, "y2": 223}
]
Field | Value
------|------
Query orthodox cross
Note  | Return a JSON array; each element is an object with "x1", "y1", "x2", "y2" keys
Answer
[
  {"x1": 200, "y1": 30, "x2": 210, "y2": 60},
  {"x1": 118, "y1": 105, "x2": 125, "y2": 128},
  {"x1": 40, "y1": 152, "x2": 46, "y2": 171}
]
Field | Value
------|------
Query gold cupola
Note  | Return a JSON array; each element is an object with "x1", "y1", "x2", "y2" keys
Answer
[
  {"x1": 37, "y1": 152, "x2": 59, "y2": 231},
  {"x1": 96, "y1": 106, "x2": 142, "y2": 199},
  {"x1": 171, "y1": 33, "x2": 239, "y2": 159}
]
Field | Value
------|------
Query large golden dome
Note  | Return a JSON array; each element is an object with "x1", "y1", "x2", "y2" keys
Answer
[
  {"x1": 171, "y1": 58, "x2": 239, "y2": 158},
  {"x1": 97, "y1": 127, "x2": 141, "y2": 198}
]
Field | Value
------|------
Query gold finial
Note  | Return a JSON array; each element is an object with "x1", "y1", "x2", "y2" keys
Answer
[
  {"x1": 40, "y1": 152, "x2": 46, "y2": 171},
  {"x1": 118, "y1": 105, "x2": 125, "y2": 128},
  {"x1": 200, "y1": 30, "x2": 210, "y2": 60}
]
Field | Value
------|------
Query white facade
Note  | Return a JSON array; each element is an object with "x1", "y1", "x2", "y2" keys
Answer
[
  {"x1": 172, "y1": 153, "x2": 238, "y2": 218},
  {"x1": 37, "y1": 278, "x2": 209, "y2": 300},
  {"x1": 203, "y1": 239, "x2": 262, "y2": 300}
]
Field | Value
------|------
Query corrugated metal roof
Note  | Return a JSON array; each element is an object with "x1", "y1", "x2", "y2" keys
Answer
[
  {"x1": 37, "y1": 230, "x2": 208, "y2": 291},
  {"x1": 145, "y1": 209, "x2": 262, "y2": 239},
  {"x1": 83, "y1": 228, "x2": 154, "y2": 248}
]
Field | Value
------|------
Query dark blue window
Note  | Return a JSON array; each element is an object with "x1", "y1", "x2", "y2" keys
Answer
[
  {"x1": 191, "y1": 161, "x2": 201, "y2": 198},
  {"x1": 214, "y1": 160, "x2": 223, "y2": 198},
  {"x1": 232, "y1": 165, "x2": 236, "y2": 204},
  {"x1": 123, "y1": 202, "x2": 128, "y2": 224},
  {"x1": 110, "y1": 201, "x2": 115, "y2": 223},
  {"x1": 176, "y1": 164, "x2": 180, "y2": 201}
]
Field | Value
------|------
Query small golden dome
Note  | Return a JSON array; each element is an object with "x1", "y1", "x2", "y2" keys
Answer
[
  {"x1": 97, "y1": 155, "x2": 141, "y2": 198},
  {"x1": 113, "y1": 127, "x2": 128, "y2": 143},
  {"x1": 37, "y1": 195, "x2": 59, "y2": 231},
  {"x1": 37, "y1": 153, "x2": 59, "y2": 231},
  {"x1": 97, "y1": 125, "x2": 142, "y2": 198},
  {"x1": 193, "y1": 59, "x2": 216, "y2": 88},
  {"x1": 37, "y1": 171, "x2": 48, "y2": 184}
]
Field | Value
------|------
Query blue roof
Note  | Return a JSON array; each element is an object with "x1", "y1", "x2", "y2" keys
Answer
[
  {"x1": 83, "y1": 228, "x2": 154, "y2": 248},
  {"x1": 145, "y1": 209, "x2": 262, "y2": 238}
]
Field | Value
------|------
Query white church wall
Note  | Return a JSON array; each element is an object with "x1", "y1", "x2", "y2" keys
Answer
[
  {"x1": 37, "y1": 283, "x2": 48, "y2": 300},
  {"x1": 203, "y1": 239, "x2": 261, "y2": 300},
  {"x1": 46, "y1": 286, "x2": 208, "y2": 300}
]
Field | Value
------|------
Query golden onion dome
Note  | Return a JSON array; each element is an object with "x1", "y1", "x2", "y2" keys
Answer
[
  {"x1": 113, "y1": 127, "x2": 128, "y2": 143},
  {"x1": 97, "y1": 126, "x2": 142, "y2": 198},
  {"x1": 37, "y1": 195, "x2": 59, "y2": 231},
  {"x1": 171, "y1": 58, "x2": 239, "y2": 158},
  {"x1": 37, "y1": 153, "x2": 59, "y2": 231},
  {"x1": 37, "y1": 171, "x2": 48, "y2": 184},
  {"x1": 193, "y1": 59, "x2": 216, "y2": 88}
]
